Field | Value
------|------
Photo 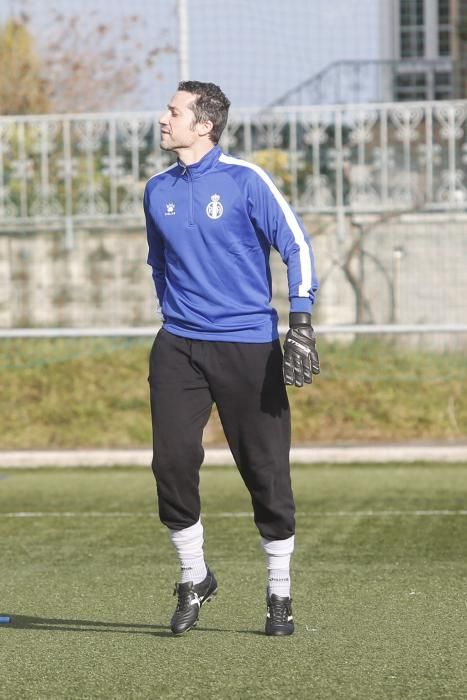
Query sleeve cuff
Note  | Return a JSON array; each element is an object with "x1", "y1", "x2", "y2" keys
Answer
[{"x1": 290, "y1": 297, "x2": 313, "y2": 314}]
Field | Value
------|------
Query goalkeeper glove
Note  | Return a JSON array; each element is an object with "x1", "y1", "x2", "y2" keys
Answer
[{"x1": 283, "y1": 312, "x2": 320, "y2": 387}]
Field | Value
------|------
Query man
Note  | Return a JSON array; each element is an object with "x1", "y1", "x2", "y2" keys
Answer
[{"x1": 144, "y1": 81, "x2": 319, "y2": 637}]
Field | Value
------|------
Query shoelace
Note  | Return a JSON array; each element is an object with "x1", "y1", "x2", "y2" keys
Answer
[
  {"x1": 269, "y1": 599, "x2": 291, "y2": 623},
  {"x1": 173, "y1": 584, "x2": 199, "y2": 611}
]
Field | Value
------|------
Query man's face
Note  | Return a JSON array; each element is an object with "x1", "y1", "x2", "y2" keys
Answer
[{"x1": 159, "y1": 91, "x2": 201, "y2": 152}]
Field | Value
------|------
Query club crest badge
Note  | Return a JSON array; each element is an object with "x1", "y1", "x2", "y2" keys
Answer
[
  {"x1": 165, "y1": 202, "x2": 176, "y2": 216},
  {"x1": 206, "y1": 193, "x2": 223, "y2": 219}
]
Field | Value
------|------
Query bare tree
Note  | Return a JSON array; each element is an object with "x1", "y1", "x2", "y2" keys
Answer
[
  {"x1": 1, "y1": 3, "x2": 175, "y2": 114},
  {"x1": 39, "y1": 9, "x2": 175, "y2": 112}
]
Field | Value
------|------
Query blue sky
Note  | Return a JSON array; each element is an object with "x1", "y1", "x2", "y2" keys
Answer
[{"x1": 2, "y1": 0, "x2": 384, "y2": 110}]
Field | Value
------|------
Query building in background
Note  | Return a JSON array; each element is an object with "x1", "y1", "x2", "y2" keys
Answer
[
  {"x1": 451, "y1": 0, "x2": 467, "y2": 96},
  {"x1": 271, "y1": 0, "x2": 467, "y2": 106},
  {"x1": 394, "y1": 0, "x2": 467, "y2": 101}
]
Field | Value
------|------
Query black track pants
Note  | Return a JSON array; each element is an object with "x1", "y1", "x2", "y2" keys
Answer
[{"x1": 148, "y1": 328, "x2": 295, "y2": 540}]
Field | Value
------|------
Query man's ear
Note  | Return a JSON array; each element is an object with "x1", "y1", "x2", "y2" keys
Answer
[{"x1": 197, "y1": 120, "x2": 213, "y2": 137}]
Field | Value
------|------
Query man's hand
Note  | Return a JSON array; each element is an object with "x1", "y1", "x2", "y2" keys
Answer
[{"x1": 283, "y1": 312, "x2": 320, "y2": 387}]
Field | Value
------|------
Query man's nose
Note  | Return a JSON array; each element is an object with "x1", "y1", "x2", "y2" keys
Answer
[{"x1": 159, "y1": 112, "x2": 169, "y2": 125}]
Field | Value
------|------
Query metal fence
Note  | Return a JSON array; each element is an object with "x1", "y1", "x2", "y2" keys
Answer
[
  {"x1": 0, "y1": 100, "x2": 466, "y2": 334},
  {"x1": 0, "y1": 100, "x2": 466, "y2": 234}
]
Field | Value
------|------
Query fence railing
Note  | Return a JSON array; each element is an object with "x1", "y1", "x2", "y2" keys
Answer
[
  {"x1": 266, "y1": 59, "x2": 466, "y2": 107},
  {"x1": 0, "y1": 100, "x2": 466, "y2": 244}
]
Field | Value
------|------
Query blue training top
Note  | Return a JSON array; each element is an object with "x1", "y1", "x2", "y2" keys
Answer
[{"x1": 144, "y1": 144, "x2": 318, "y2": 343}]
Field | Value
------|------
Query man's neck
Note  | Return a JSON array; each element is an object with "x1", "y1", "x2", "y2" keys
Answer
[{"x1": 176, "y1": 142, "x2": 216, "y2": 166}]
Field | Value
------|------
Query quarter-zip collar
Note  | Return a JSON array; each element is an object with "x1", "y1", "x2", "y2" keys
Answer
[{"x1": 178, "y1": 144, "x2": 222, "y2": 179}]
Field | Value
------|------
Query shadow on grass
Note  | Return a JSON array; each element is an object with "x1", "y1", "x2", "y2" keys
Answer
[
  {"x1": 4, "y1": 615, "x2": 260, "y2": 637},
  {"x1": 5, "y1": 614, "x2": 173, "y2": 637}
]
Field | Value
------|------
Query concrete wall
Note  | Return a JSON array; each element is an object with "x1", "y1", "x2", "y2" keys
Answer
[
  {"x1": 0, "y1": 227, "x2": 155, "y2": 328},
  {"x1": 1, "y1": 214, "x2": 466, "y2": 340}
]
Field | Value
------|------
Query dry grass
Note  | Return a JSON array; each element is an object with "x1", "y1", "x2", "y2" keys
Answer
[{"x1": 0, "y1": 336, "x2": 466, "y2": 448}]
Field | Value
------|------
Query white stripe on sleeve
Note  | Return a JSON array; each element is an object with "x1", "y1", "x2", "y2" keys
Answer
[{"x1": 219, "y1": 154, "x2": 312, "y2": 297}]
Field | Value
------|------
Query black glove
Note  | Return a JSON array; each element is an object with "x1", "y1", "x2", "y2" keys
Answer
[{"x1": 283, "y1": 312, "x2": 320, "y2": 387}]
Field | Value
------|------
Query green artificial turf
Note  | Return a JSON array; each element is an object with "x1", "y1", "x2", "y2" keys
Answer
[{"x1": 1, "y1": 464, "x2": 467, "y2": 699}]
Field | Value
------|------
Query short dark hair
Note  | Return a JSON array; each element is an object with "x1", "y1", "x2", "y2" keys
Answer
[{"x1": 178, "y1": 81, "x2": 230, "y2": 143}]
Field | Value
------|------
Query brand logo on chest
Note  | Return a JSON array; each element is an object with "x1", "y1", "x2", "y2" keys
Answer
[
  {"x1": 206, "y1": 193, "x2": 223, "y2": 220},
  {"x1": 165, "y1": 202, "x2": 176, "y2": 216}
]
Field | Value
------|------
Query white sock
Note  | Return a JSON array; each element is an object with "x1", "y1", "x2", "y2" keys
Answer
[
  {"x1": 261, "y1": 535, "x2": 294, "y2": 598},
  {"x1": 169, "y1": 519, "x2": 207, "y2": 584}
]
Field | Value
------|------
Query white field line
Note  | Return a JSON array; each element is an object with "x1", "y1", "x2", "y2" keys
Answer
[{"x1": 1, "y1": 510, "x2": 467, "y2": 519}]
